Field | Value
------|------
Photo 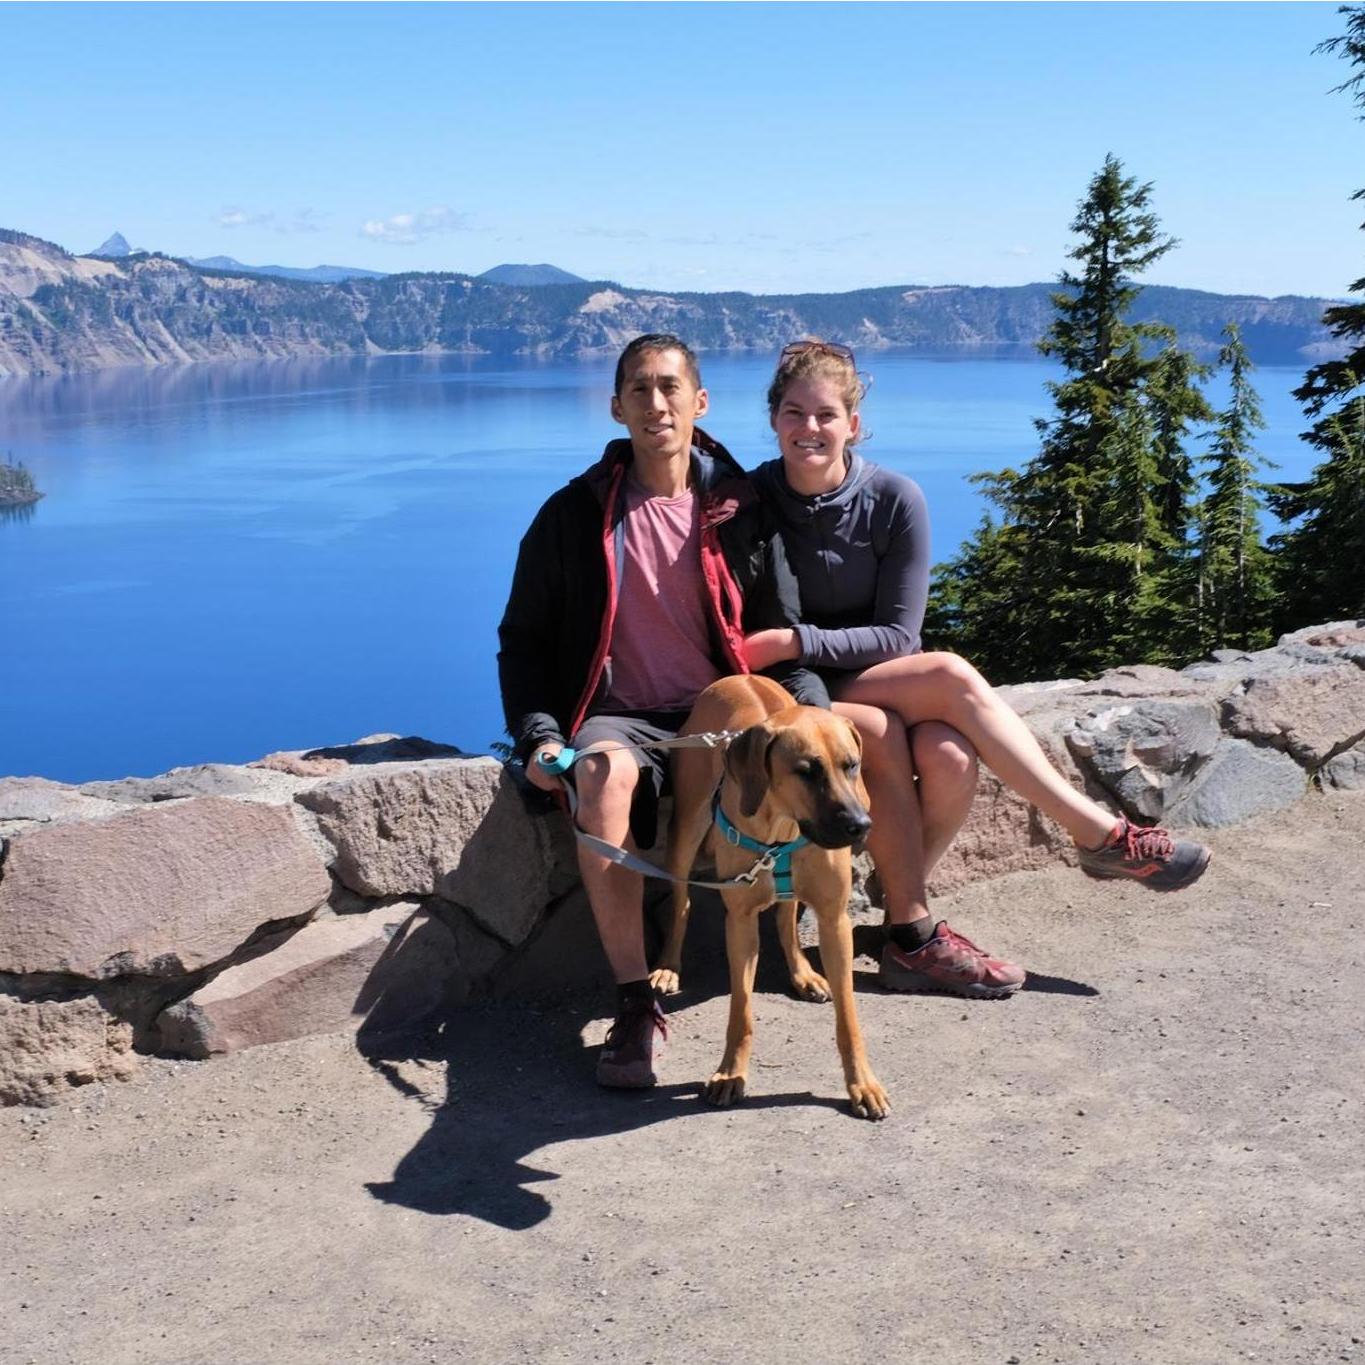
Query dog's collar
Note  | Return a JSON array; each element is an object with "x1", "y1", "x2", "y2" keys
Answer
[{"x1": 713, "y1": 794, "x2": 810, "y2": 900}]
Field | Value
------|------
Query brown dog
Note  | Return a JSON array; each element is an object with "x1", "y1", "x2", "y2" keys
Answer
[{"x1": 652, "y1": 675, "x2": 890, "y2": 1121}]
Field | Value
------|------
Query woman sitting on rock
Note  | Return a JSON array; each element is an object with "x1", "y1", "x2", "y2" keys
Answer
[{"x1": 740, "y1": 339, "x2": 1211, "y2": 998}]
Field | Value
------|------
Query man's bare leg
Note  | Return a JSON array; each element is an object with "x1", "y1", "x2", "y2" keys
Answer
[{"x1": 573, "y1": 745, "x2": 650, "y2": 983}]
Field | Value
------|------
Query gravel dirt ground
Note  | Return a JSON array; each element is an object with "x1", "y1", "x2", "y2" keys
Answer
[{"x1": 3, "y1": 793, "x2": 1363, "y2": 1365}]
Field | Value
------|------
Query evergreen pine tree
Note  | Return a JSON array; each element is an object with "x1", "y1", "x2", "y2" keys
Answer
[
  {"x1": 928, "y1": 155, "x2": 1207, "y2": 678},
  {"x1": 1269, "y1": 5, "x2": 1365, "y2": 625},
  {"x1": 1196, "y1": 324, "x2": 1277, "y2": 652}
]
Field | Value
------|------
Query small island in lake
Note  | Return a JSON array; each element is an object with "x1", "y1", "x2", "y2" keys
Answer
[{"x1": 0, "y1": 458, "x2": 43, "y2": 507}]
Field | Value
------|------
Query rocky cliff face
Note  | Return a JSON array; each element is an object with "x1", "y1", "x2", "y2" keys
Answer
[
  {"x1": 2, "y1": 623, "x2": 1362, "y2": 1107},
  {"x1": 0, "y1": 228, "x2": 1339, "y2": 378}
]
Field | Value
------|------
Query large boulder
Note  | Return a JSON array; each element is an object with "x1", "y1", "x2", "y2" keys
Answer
[
  {"x1": 1066, "y1": 700, "x2": 1223, "y2": 821},
  {"x1": 1321, "y1": 741, "x2": 1365, "y2": 791},
  {"x1": 156, "y1": 903, "x2": 459, "y2": 1058},
  {"x1": 1221, "y1": 666, "x2": 1365, "y2": 770},
  {"x1": 1163, "y1": 737, "x2": 1307, "y2": 828},
  {"x1": 296, "y1": 759, "x2": 578, "y2": 948},
  {"x1": 0, "y1": 797, "x2": 330, "y2": 978},
  {"x1": 0, "y1": 995, "x2": 136, "y2": 1107}
]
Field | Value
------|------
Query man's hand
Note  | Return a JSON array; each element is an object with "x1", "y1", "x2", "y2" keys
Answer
[
  {"x1": 743, "y1": 628, "x2": 801, "y2": 670},
  {"x1": 527, "y1": 742, "x2": 567, "y2": 793}
]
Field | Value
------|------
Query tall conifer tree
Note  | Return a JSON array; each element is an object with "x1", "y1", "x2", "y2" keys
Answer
[
  {"x1": 1270, "y1": 6, "x2": 1365, "y2": 625},
  {"x1": 928, "y1": 156, "x2": 1207, "y2": 678},
  {"x1": 1195, "y1": 324, "x2": 1276, "y2": 651}
]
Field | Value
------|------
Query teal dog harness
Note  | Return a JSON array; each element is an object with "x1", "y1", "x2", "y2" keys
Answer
[{"x1": 713, "y1": 796, "x2": 810, "y2": 899}]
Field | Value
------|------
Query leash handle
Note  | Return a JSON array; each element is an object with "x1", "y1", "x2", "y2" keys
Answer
[
  {"x1": 536, "y1": 746, "x2": 577, "y2": 777},
  {"x1": 534, "y1": 730, "x2": 739, "y2": 779}
]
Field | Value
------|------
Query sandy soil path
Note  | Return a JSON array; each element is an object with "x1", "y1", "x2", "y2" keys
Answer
[{"x1": 3, "y1": 794, "x2": 1362, "y2": 1365}]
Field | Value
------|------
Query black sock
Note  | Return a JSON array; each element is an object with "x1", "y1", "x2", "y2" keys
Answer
[
  {"x1": 887, "y1": 919, "x2": 938, "y2": 953},
  {"x1": 617, "y1": 978, "x2": 656, "y2": 1009}
]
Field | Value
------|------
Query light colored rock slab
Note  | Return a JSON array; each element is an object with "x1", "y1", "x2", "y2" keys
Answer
[
  {"x1": 156, "y1": 903, "x2": 458, "y2": 1057},
  {"x1": 1069, "y1": 665, "x2": 1215, "y2": 702},
  {"x1": 1276, "y1": 620, "x2": 1365, "y2": 649},
  {"x1": 0, "y1": 995, "x2": 136, "y2": 1107},
  {"x1": 79, "y1": 764, "x2": 304, "y2": 805},
  {"x1": 0, "y1": 797, "x2": 330, "y2": 978},
  {"x1": 296, "y1": 760, "x2": 577, "y2": 948},
  {"x1": 992, "y1": 678, "x2": 1085, "y2": 716},
  {"x1": 0, "y1": 777, "x2": 123, "y2": 838},
  {"x1": 1222, "y1": 666, "x2": 1365, "y2": 768}
]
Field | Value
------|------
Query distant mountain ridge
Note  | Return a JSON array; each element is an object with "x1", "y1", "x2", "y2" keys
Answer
[
  {"x1": 88, "y1": 230, "x2": 387, "y2": 284},
  {"x1": 184, "y1": 256, "x2": 387, "y2": 284},
  {"x1": 0, "y1": 225, "x2": 1341, "y2": 379}
]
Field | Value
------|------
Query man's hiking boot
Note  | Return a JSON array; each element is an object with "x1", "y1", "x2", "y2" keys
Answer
[
  {"x1": 596, "y1": 995, "x2": 668, "y2": 1088},
  {"x1": 1078, "y1": 817, "x2": 1211, "y2": 892},
  {"x1": 878, "y1": 922, "x2": 1025, "y2": 1000}
]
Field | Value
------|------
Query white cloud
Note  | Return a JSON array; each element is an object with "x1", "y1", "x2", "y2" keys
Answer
[
  {"x1": 216, "y1": 207, "x2": 273, "y2": 229},
  {"x1": 1004, "y1": 245, "x2": 1033, "y2": 257},
  {"x1": 215, "y1": 207, "x2": 324, "y2": 235},
  {"x1": 573, "y1": 225, "x2": 648, "y2": 242},
  {"x1": 360, "y1": 206, "x2": 469, "y2": 245}
]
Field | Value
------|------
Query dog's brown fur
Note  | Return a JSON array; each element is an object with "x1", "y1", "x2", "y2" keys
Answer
[{"x1": 653, "y1": 675, "x2": 889, "y2": 1120}]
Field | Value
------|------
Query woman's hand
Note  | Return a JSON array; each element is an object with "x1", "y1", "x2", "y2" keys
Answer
[{"x1": 743, "y1": 628, "x2": 801, "y2": 670}]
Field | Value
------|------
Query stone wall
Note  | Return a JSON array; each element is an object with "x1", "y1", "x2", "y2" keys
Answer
[{"x1": 3, "y1": 623, "x2": 1362, "y2": 1106}]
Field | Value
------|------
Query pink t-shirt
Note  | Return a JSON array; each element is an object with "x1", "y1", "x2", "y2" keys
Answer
[{"x1": 600, "y1": 480, "x2": 722, "y2": 712}]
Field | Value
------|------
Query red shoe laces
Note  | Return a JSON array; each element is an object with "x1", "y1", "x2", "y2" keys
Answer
[
  {"x1": 938, "y1": 924, "x2": 988, "y2": 957},
  {"x1": 1124, "y1": 822, "x2": 1174, "y2": 861},
  {"x1": 607, "y1": 999, "x2": 668, "y2": 1046}
]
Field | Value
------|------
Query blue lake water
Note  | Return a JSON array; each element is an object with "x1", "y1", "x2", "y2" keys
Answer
[{"x1": 0, "y1": 350, "x2": 1317, "y2": 783}]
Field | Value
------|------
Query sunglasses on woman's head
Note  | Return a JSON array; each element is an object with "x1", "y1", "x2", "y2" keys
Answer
[{"x1": 780, "y1": 339, "x2": 857, "y2": 365}]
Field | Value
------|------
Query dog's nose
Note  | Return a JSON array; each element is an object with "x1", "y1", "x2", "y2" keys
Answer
[{"x1": 837, "y1": 807, "x2": 872, "y2": 841}]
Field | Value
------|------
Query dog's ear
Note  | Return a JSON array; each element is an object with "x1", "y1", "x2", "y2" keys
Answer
[
  {"x1": 725, "y1": 722, "x2": 777, "y2": 818},
  {"x1": 841, "y1": 716, "x2": 864, "y2": 759},
  {"x1": 840, "y1": 716, "x2": 871, "y2": 805}
]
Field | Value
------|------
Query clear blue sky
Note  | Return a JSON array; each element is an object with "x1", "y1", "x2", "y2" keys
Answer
[{"x1": 2, "y1": 2, "x2": 1356, "y2": 298}]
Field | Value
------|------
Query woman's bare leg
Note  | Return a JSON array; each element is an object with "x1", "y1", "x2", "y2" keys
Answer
[
  {"x1": 838, "y1": 652, "x2": 1119, "y2": 850},
  {"x1": 834, "y1": 699, "x2": 1026, "y2": 998},
  {"x1": 910, "y1": 722, "x2": 979, "y2": 874},
  {"x1": 832, "y1": 702, "x2": 931, "y2": 927}
]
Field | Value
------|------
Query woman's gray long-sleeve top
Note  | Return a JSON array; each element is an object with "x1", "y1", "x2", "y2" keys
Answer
[{"x1": 752, "y1": 453, "x2": 930, "y2": 671}]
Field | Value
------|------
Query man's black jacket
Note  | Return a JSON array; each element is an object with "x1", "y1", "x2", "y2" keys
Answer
[{"x1": 497, "y1": 430, "x2": 829, "y2": 764}]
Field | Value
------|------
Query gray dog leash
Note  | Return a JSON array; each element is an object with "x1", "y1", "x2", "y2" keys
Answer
[{"x1": 535, "y1": 731, "x2": 784, "y2": 891}]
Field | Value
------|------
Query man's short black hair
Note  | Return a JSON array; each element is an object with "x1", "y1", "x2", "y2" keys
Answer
[{"x1": 613, "y1": 333, "x2": 702, "y2": 396}]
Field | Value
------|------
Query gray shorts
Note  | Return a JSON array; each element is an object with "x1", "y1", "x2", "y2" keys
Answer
[{"x1": 570, "y1": 709, "x2": 690, "y2": 849}]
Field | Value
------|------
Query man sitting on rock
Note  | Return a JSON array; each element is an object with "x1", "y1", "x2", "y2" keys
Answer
[{"x1": 497, "y1": 333, "x2": 820, "y2": 1088}]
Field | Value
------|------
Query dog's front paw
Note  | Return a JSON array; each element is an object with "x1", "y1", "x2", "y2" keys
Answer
[
  {"x1": 789, "y1": 967, "x2": 831, "y2": 1003},
  {"x1": 703, "y1": 1072, "x2": 747, "y2": 1107},
  {"x1": 649, "y1": 966, "x2": 681, "y2": 996},
  {"x1": 847, "y1": 1076, "x2": 891, "y2": 1121}
]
